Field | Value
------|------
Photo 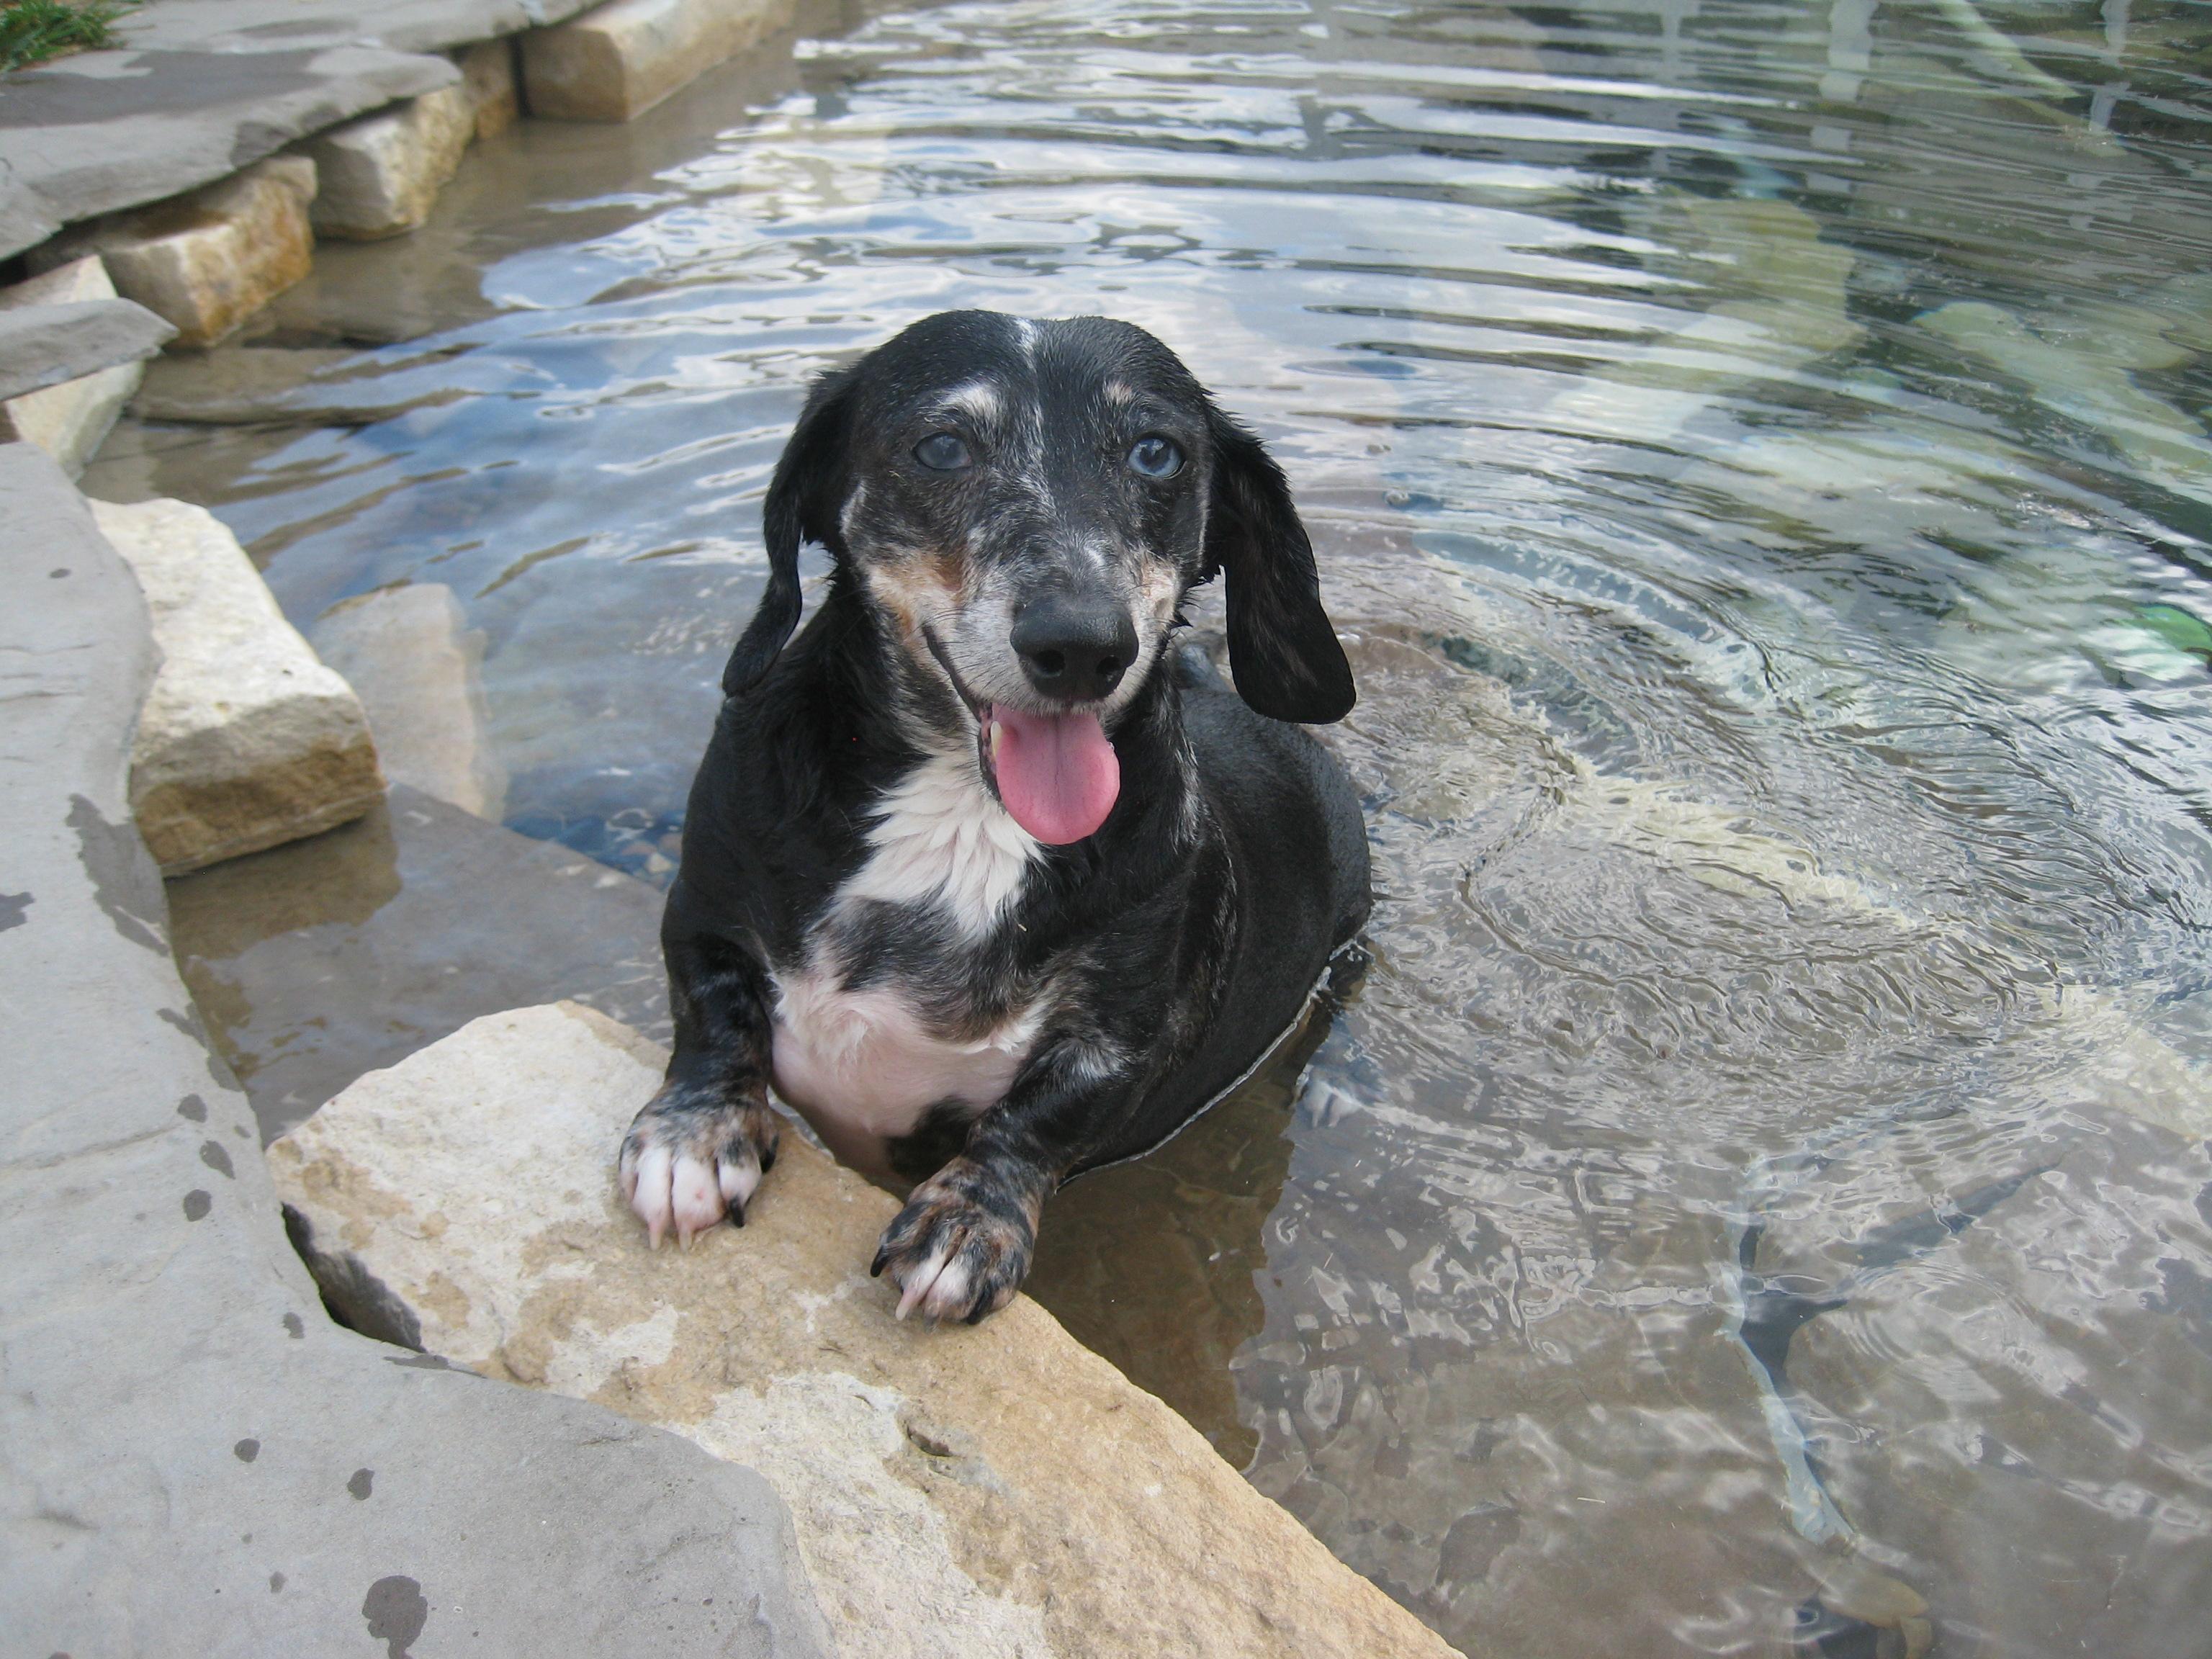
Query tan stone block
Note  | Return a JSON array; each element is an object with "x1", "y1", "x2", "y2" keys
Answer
[
  {"x1": 456, "y1": 38, "x2": 521, "y2": 140},
  {"x1": 309, "y1": 584, "x2": 508, "y2": 819},
  {"x1": 89, "y1": 497, "x2": 384, "y2": 875},
  {"x1": 38, "y1": 158, "x2": 318, "y2": 349},
  {"x1": 520, "y1": 0, "x2": 794, "y2": 122},
  {"x1": 271, "y1": 1003, "x2": 1457, "y2": 1659},
  {"x1": 0, "y1": 256, "x2": 141, "y2": 473},
  {"x1": 300, "y1": 84, "x2": 476, "y2": 241}
]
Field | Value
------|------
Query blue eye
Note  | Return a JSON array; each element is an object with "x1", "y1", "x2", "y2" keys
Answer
[
  {"x1": 1128, "y1": 435, "x2": 1182, "y2": 478},
  {"x1": 914, "y1": 432, "x2": 971, "y2": 471}
]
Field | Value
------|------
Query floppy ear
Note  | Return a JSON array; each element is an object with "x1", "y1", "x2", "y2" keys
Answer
[
  {"x1": 721, "y1": 368, "x2": 855, "y2": 696},
  {"x1": 1202, "y1": 406, "x2": 1356, "y2": 724}
]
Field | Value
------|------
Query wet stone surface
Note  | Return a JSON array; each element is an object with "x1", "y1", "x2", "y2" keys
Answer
[{"x1": 167, "y1": 783, "x2": 670, "y2": 1141}]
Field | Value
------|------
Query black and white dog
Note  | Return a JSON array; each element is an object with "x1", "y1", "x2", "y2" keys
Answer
[{"x1": 618, "y1": 310, "x2": 1369, "y2": 1323}]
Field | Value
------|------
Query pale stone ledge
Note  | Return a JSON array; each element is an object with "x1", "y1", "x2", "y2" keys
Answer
[
  {"x1": 89, "y1": 496, "x2": 385, "y2": 875},
  {"x1": 37, "y1": 158, "x2": 318, "y2": 349},
  {"x1": 270, "y1": 1002, "x2": 1460, "y2": 1659},
  {"x1": 520, "y1": 0, "x2": 796, "y2": 122},
  {"x1": 300, "y1": 84, "x2": 478, "y2": 242},
  {"x1": 0, "y1": 258, "x2": 145, "y2": 474}
]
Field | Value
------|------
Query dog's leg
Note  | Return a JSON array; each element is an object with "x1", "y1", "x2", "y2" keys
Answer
[
  {"x1": 871, "y1": 1042, "x2": 1121, "y2": 1323},
  {"x1": 618, "y1": 935, "x2": 781, "y2": 1248}
]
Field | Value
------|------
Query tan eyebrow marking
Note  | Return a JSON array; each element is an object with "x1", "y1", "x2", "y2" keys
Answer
[{"x1": 937, "y1": 380, "x2": 1003, "y2": 423}]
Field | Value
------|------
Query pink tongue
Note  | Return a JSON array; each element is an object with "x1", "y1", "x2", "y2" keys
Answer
[{"x1": 989, "y1": 704, "x2": 1120, "y2": 845}]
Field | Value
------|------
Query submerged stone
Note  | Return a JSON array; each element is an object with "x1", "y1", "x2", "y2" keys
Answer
[
  {"x1": 310, "y1": 584, "x2": 508, "y2": 819},
  {"x1": 129, "y1": 343, "x2": 467, "y2": 427},
  {"x1": 1917, "y1": 300, "x2": 2212, "y2": 508},
  {"x1": 166, "y1": 785, "x2": 669, "y2": 1141}
]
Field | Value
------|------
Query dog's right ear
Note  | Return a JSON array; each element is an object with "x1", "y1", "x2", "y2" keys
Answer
[{"x1": 722, "y1": 367, "x2": 856, "y2": 696}]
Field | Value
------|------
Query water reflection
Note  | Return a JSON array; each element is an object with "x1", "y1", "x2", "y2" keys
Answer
[{"x1": 86, "y1": 0, "x2": 2212, "y2": 1652}]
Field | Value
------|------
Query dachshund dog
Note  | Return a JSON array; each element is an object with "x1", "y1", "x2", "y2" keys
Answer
[{"x1": 618, "y1": 310, "x2": 1369, "y2": 1323}]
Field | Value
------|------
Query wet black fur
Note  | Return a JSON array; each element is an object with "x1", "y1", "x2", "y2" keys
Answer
[{"x1": 633, "y1": 310, "x2": 1370, "y2": 1321}]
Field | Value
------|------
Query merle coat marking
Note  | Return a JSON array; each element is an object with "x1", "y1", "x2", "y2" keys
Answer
[{"x1": 619, "y1": 310, "x2": 1370, "y2": 1323}]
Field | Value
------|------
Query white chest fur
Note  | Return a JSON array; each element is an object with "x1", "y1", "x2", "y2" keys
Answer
[
  {"x1": 839, "y1": 747, "x2": 1039, "y2": 938},
  {"x1": 768, "y1": 750, "x2": 1044, "y2": 1171}
]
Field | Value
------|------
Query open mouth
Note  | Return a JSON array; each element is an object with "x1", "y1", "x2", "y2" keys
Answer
[{"x1": 922, "y1": 627, "x2": 1122, "y2": 846}]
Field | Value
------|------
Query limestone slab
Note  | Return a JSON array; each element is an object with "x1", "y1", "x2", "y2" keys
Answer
[
  {"x1": 271, "y1": 1002, "x2": 1461, "y2": 1659},
  {"x1": 89, "y1": 494, "x2": 385, "y2": 874},
  {"x1": 0, "y1": 440, "x2": 830, "y2": 1658},
  {"x1": 301, "y1": 83, "x2": 476, "y2": 240},
  {"x1": 0, "y1": 258, "x2": 158, "y2": 470},
  {"x1": 128, "y1": 342, "x2": 467, "y2": 426},
  {"x1": 40, "y1": 156, "x2": 319, "y2": 347},
  {"x1": 521, "y1": 0, "x2": 796, "y2": 122}
]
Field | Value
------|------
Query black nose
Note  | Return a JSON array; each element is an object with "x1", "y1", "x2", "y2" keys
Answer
[{"x1": 1010, "y1": 593, "x2": 1140, "y2": 703}]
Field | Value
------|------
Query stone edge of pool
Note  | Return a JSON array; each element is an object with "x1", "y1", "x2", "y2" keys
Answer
[{"x1": 0, "y1": 438, "x2": 835, "y2": 1658}]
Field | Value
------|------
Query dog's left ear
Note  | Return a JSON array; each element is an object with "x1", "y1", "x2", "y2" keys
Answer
[
  {"x1": 1201, "y1": 406, "x2": 1356, "y2": 724},
  {"x1": 722, "y1": 367, "x2": 856, "y2": 696}
]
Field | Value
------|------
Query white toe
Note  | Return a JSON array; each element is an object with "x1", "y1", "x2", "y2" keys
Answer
[
  {"x1": 895, "y1": 1246, "x2": 954, "y2": 1321},
  {"x1": 671, "y1": 1154, "x2": 724, "y2": 1244},
  {"x1": 919, "y1": 1259, "x2": 973, "y2": 1321},
  {"x1": 630, "y1": 1143, "x2": 674, "y2": 1249}
]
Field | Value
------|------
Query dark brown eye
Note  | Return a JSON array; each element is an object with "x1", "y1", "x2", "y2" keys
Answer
[
  {"x1": 1128, "y1": 435, "x2": 1182, "y2": 478},
  {"x1": 914, "y1": 432, "x2": 972, "y2": 471}
]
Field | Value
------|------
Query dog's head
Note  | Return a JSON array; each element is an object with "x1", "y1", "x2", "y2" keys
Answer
[{"x1": 724, "y1": 310, "x2": 1354, "y2": 843}]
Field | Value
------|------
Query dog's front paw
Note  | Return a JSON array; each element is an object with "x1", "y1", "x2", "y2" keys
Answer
[
  {"x1": 618, "y1": 1086, "x2": 781, "y2": 1249},
  {"x1": 871, "y1": 1158, "x2": 1044, "y2": 1324}
]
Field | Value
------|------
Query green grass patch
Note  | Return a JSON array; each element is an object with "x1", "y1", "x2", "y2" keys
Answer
[{"x1": 1, "y1": 0, "x2": 140, "y2": 72}]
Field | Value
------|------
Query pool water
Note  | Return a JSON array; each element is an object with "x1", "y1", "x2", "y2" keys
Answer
[{"x1": 89, "y1": 1, "x2": 2212, "y2": 1653}]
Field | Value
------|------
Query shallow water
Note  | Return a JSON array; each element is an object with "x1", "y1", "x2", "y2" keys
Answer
[{"x1": 89, "y1": 0, "x2": 2212, "y2": 1652}]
